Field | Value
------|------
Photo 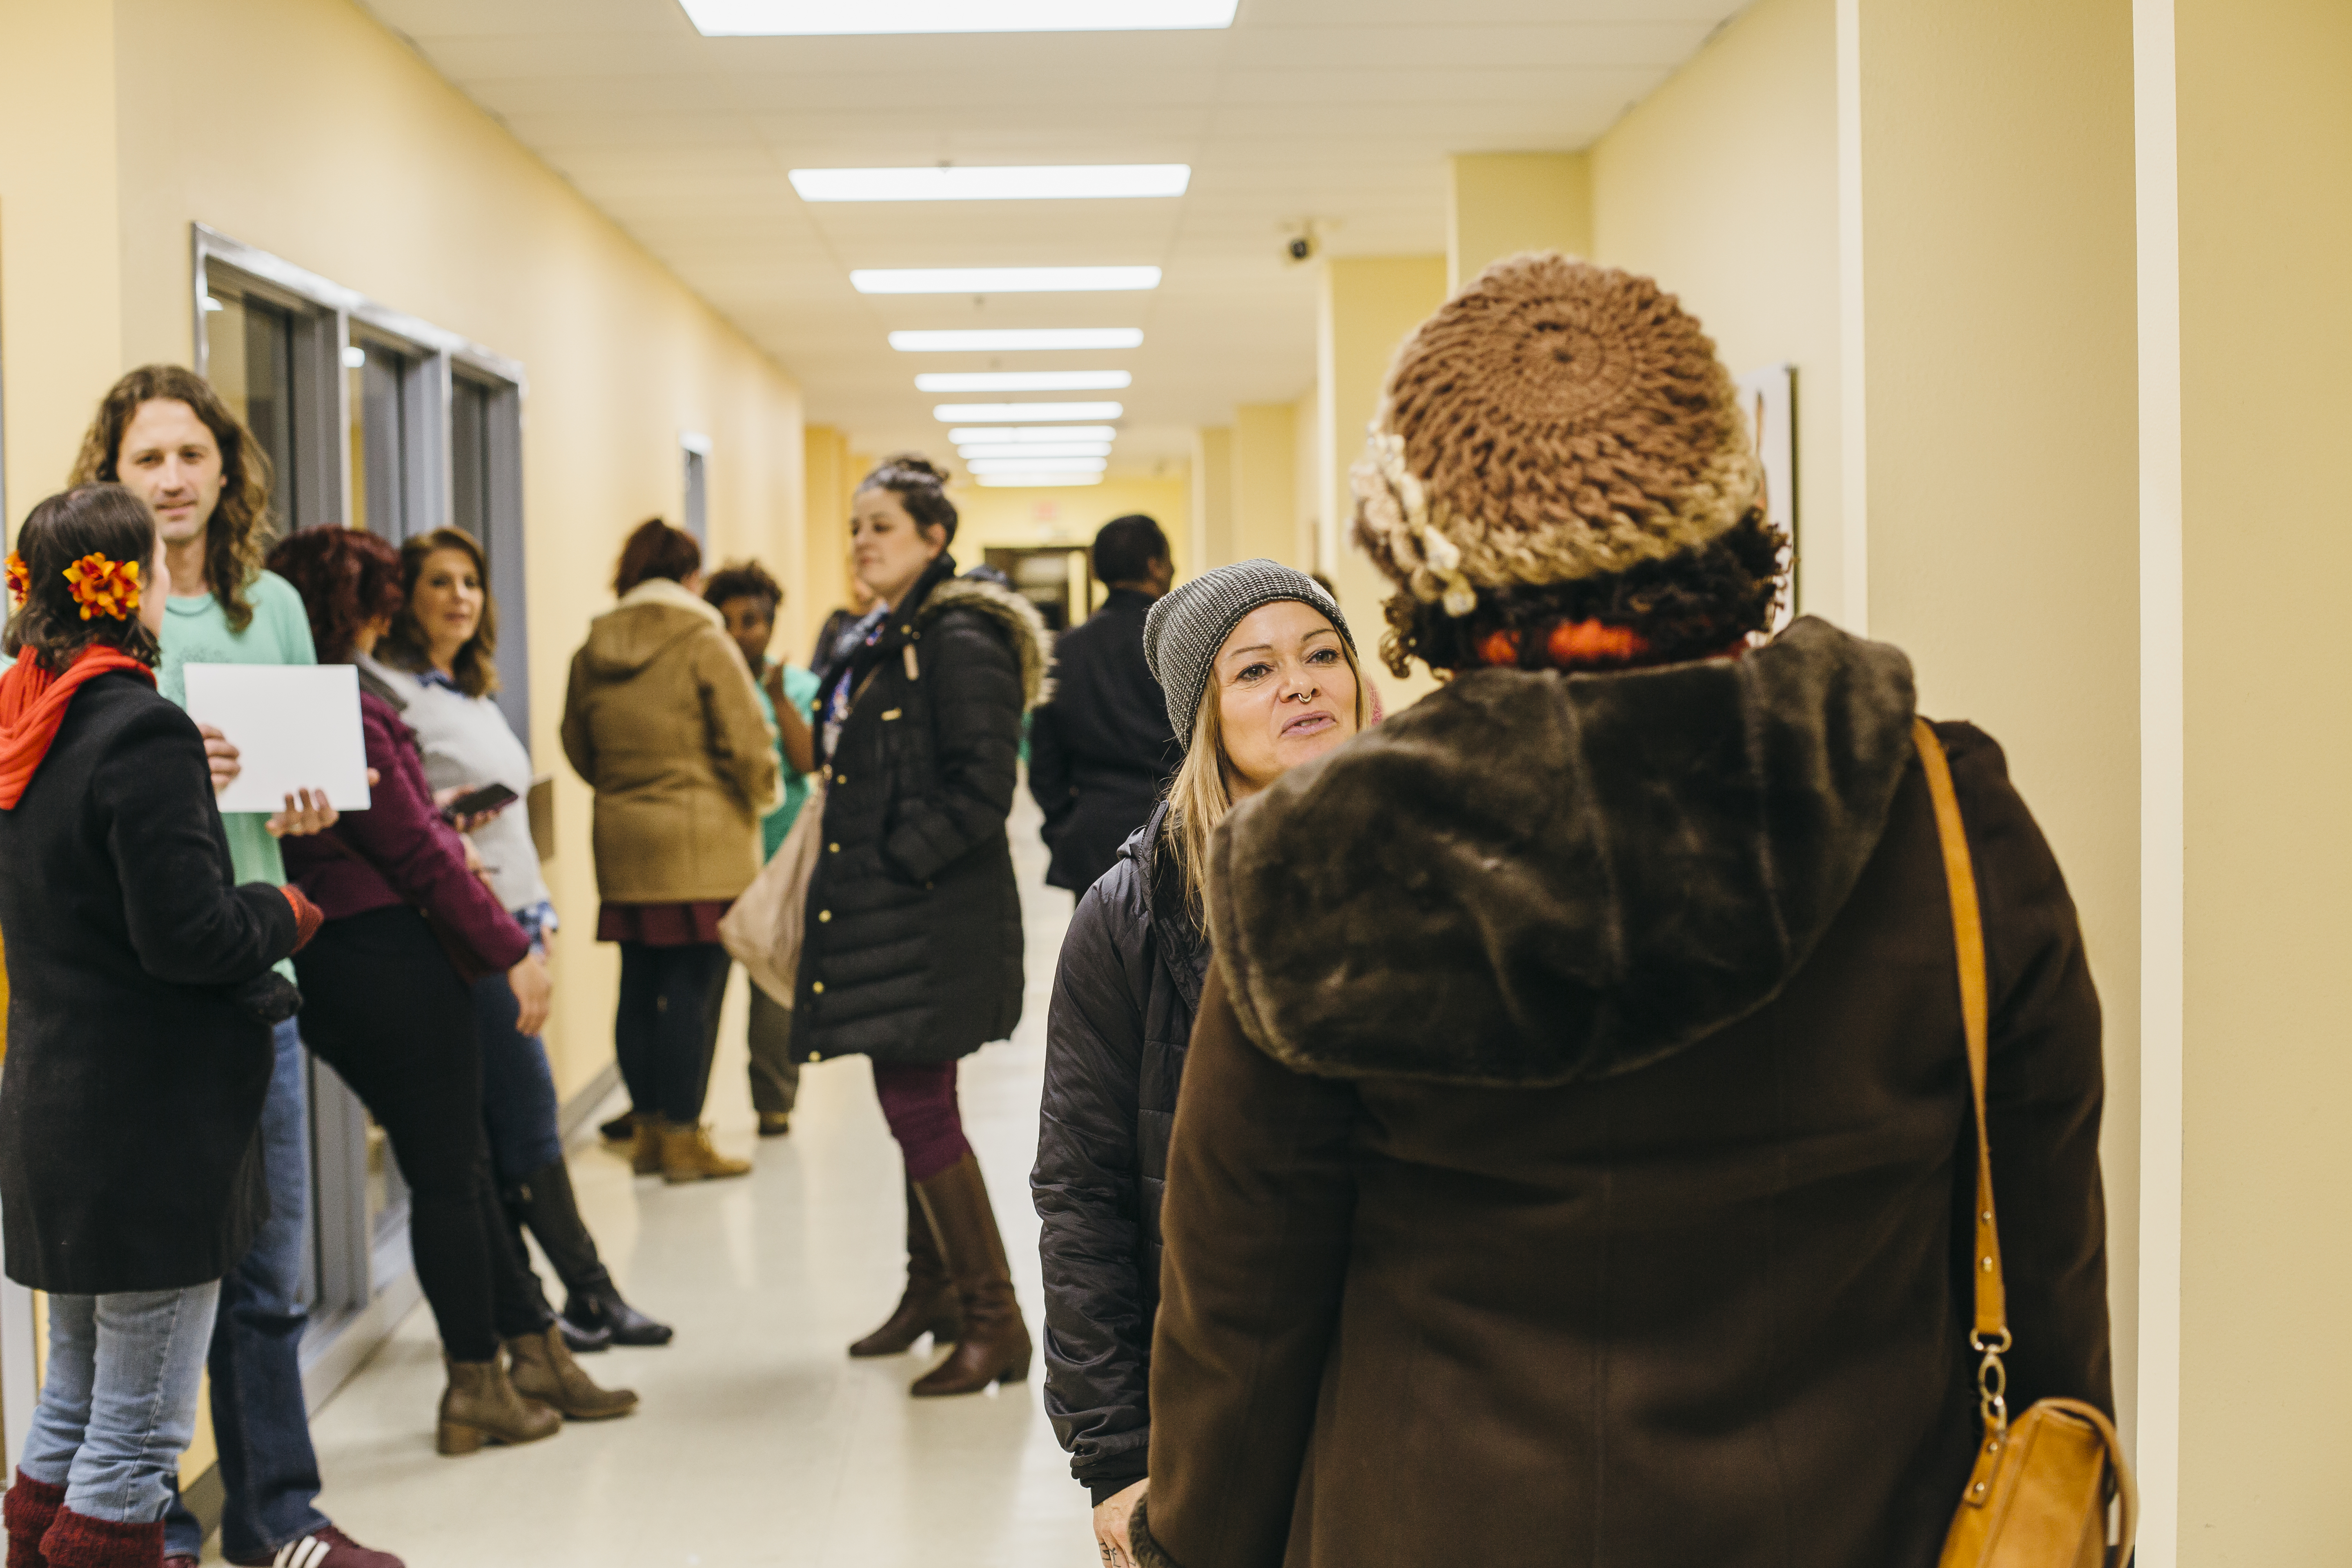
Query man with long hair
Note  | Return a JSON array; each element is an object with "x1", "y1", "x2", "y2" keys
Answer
[{"x1": 70, "y1": 368, "x2": 401, "y2": 1568}]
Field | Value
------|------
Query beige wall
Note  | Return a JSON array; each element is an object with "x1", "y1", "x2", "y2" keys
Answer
[
  {"x1": 1230, "y1": 401, "x2": 1301, "y2": 568},
  {"x1": 947, "y1": 475, "x2": 1192, "y2": 572},
  {"x1": 802, "y1": 425, "x2": 857, "y2": 651},
  {"x1": 2173, "y1": 0, "x2": 2352, "y2": 1557},
  {"x1": 1190, "y1": 427, "x2": 1234, "y2": 572},
  {"x1": 1, "y1": 0, "x2": 808, "y2": 1099},
  {"x1": 1590, "y1": 0, "x2": 1844, "y2": 625},
  {"x1": 1448, "y1": 152, "x2": 1592, "y2": 295}
]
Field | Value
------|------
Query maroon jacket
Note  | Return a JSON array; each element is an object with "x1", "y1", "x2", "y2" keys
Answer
[{"x1": 283, "y1": 684, "x2": 528, "y2": 975}]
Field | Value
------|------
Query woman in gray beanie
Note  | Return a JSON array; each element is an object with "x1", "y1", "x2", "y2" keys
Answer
[{"x1": 1031, "y1": 560, "x2": 1366, "y2": 1568}]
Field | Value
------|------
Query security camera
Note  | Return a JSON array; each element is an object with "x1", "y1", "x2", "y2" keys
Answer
[{"x1": 1285, "y1": 234, "x2": 1318, "y2": 265}]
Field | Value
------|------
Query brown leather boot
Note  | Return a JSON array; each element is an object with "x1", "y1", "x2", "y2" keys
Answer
[
  {"x1": 629, "y1": 1116, "x2": 665, "y2": 1176},
  {"x1": 659, "y1": 1120, "x2": 751, "y2": 1183},
  {"x1": 849, "y1": 1176, "x2": 963, "y2": 1357},
  {"x1": 909, "y1": 1152, "x2": 1032, "y2": 1397},
  {"x1": 437, "y1": 1356, "x2": 561, "y2": 1454},
  {"x1": 506, "y1": 1324, "x2": 639, "y2": 1420}
]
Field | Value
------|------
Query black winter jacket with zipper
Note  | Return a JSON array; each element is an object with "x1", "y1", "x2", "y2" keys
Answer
[
  {"x1": 1033, "y1": 802, "x2": 1212, "y2": 1501},
  {"x1": 792, "y1": 556, "x2": 1046, "y2": 1065}
]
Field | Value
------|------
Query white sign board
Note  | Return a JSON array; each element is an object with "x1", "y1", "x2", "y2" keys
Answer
[{"x1": 183, "y1": 663, "x2": 373, "y2": 814}]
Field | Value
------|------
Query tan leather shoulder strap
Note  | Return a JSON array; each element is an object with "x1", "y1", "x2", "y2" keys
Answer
[{"x1": 1913, "y1": 717, "x2": 2008, "y2": 1347}]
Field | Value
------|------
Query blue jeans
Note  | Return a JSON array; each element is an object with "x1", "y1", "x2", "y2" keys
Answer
[
  {"x1": 162, "y1": 1018, "x2": 330, "y2": 1559},
  {"x1": 20, "y1": 1283, "x2": 220, "y2": 1524},
  {"x1": 475, "y1": 973, "x2": 564, "y2": 1186}
]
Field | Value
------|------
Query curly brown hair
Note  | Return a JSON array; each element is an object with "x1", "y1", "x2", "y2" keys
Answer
[
  {"x1": 379, "y1": 528, "x2": 500, "y2": 697},
  {"x1": 1378, "y1": 511, "x2": 1788, "y2": 677},
  {"x1": 2, "y1": 485, "x2": 163, "y2": 670},
  {"x1": 69, "y1": 365, "x2": 274, "y2": 635},
  {"x1": 265, "y1": 527, "x2": 404, "y2": 666}
]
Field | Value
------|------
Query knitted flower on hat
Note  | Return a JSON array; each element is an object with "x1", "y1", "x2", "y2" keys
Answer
[{"x1": 1352, "y1": 252, "x2": 1762, "y2": 612}]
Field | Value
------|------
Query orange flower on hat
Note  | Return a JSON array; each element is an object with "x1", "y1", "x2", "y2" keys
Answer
[
  {"x1": 61, "y1": 552, "x2": 141, "y2": 621},
  {"x1": 4, "y1": 552, "x2": 27, "y2": 606}
]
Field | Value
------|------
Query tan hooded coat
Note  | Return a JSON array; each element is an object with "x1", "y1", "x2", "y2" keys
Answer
[{"x1": 560, "y1": 577, "x2": 780, "y2": 904}]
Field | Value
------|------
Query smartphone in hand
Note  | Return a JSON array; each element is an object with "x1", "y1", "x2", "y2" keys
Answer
[{"x1": 440, "y1": 781, "x2": 519, "y2": 825}]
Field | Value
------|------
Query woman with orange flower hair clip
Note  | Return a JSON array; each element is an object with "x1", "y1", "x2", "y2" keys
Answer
[{"x1": 0, "y1": 484, "x2": 322, "y2": 1568}]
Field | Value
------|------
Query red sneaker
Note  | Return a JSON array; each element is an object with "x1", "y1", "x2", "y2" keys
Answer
[{"x1": 225, "y1": 1523, "x2": 403, "y2": 1568}]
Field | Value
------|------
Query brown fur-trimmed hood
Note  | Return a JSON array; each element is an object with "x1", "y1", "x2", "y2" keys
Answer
[
  {"x1": 1204, "y1": 616, "x2": 1918, "y2": 1087},
  {"x1": 915, "y1": 573, "x2": 1051, "y2": 710}
]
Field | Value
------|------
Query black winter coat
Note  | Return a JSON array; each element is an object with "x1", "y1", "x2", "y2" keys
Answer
[
  {"x1": 0, "y1": 672, "x2": 301, "y2": 1294},
  {"x1": 1028, "y1": 588, "x2": 1180, "y2": 893},
  {"x1": 1033, "y1": 803, "x2": 1211, "y2": 1501},
  {"x1": 793, "y1": 557, "x2": 1047, "y2": 1065}
]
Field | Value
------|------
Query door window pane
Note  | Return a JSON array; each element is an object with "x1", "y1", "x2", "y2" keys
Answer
[
  {"x1": 349, "y1": 338, "x2": 412, "y2": 537},
  {"x1": 206, "y1": 289, "x2": 299, "y2": 530}
]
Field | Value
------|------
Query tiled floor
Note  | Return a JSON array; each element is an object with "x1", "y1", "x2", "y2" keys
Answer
[{"x1": 277, "y1": 793, "x2": 1095, "y2": 1566}]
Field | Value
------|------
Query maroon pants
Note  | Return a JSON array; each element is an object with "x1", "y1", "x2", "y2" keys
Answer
[{"x1": 871, "y1": 1061, "x2": 973, "y2": 1181}]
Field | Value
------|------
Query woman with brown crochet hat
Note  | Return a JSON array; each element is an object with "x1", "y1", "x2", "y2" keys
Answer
[{"x1": 1131, "y1": 254, "x2": 2114, "y2": 1568}]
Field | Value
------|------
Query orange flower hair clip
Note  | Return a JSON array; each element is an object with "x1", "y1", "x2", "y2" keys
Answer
[
  {"x1": 4, "y1": 552, "x2": 26, "y2": 606},
  {"x1": 61, "y1": 552, "x2": 141, "y2": 621}
]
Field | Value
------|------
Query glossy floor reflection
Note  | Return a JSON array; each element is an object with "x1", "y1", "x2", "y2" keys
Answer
[{"x1": 274, "y1": 791, "x2": 1093, "y2": 1567}]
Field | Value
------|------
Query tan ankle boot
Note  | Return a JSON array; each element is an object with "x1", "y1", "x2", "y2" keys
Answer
[
  {"x1": 849, "y1": 1176, "x2": 964, "y2": 1357},
  {"x1": 909, "y1": 1153, "x2": 1032, "y2": 1397},
  {"x1": 438, "y1": 1356, "x2": 561, "y2": 1454},
  {"x1": 630, "y1": 1116, "x2": 665, "y2": 1176},
  {"x1": 660, "y1": 1121, "x2": 751, "y2": 1183},
  {"x1": 506, "y1": 1324, "x2": 639, "y2": 1420}
]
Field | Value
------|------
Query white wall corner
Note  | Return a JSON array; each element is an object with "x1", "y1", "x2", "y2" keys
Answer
[{"x1": 1833, "y1": 0, "x2": 1869, "y2": 636}]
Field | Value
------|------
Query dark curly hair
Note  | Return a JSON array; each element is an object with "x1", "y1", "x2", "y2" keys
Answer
[
  {"x1": 3, "y1": 485, "x2": 162, "y2": 670},
  {"x1": 613, "y1": 517, "x2": 702, "y2": 596},
  {"x1": 703, "y1": 558, "x2": 783, "y2": 612},
  {"x1": 379, "y1": 528, "x2": 500, "y2": 698},
  {"x1": 69, "y1": 365, "x2": 276, "y2": 636},
  {"x1": 1379, "y1": 511, "x2": 1789, "y2": 677},
  {"x1": 266, "y1": 526, "x2": 405, "y2": 666},
  {"x1": 857, "y1": 453, "x2": 958, "y2": 545}
]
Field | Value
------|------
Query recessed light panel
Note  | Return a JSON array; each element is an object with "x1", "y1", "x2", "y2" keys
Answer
[
  {"x1": 854, "y1": 267, "x2": 1160, "y2": 295},
  {"x1": 891, "y1": 329, "x2": 1144, "y2": 353},
  {"x1": 795, "y1": 167, "x2": 1187, "y2": 203},
  {"x1": 975, "y1": 473, "x2": 1106, "y2": 488},
  {"x1": 917, "y1": 371, "x2": 1131, "y2": 393},
  {"x1": 686, "y1": 2, "x2": 1237, "y2": 36},
  {"x1": 956, "y1": 442, "x2": 1114, "y2": 459},
  {"x1": 933, "y1": 401, "x2": 1124, "y2": 422},
  {"x1": 967, "y1": 457, "x2": 1109, "y2": 475},
  {"x1": 948, "y1": 426, "x2": 1119, "y2": 443}
]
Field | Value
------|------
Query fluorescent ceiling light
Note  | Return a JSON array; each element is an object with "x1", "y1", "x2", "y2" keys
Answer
[
  {"x1": 796, "y1": 167, "x2": 1187, "y2": 203},
  {"x1": 975, "y1": 472, "x2": 1105, "y2": 488},
  {"x1": 891, "y1": 329, "x2": 1143, "y2": 353},
  {"x1": 917, "y1": 370, "x2": 1130, "y2": 393},
  {"x1": 968, "y1": 456, "x2": 1109, "y2": 475},
  {"x1": 934, "y1": 401, "x2": 1123, "y2": 422},
  {"x1": 685, "y1": 2, "x2": 1237, "y2": 36},
  {"x1": 956, "y1": 441, "x2": 1113, "y2": 459},
  {"x1": 854, "y1": 267, "x2": 1159, "y2": 295},
  {"x1": 949, "y1": 425, "x2": 1119, "y2": 443}
]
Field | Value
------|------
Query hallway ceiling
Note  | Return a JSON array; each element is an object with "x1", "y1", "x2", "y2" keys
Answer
[{"x1": 361, "y1": 0, "x2": 1744, "y2": 474}]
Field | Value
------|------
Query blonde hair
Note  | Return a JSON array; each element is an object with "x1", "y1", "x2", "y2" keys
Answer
[{"x1": 1163, "y1": 619, "x2": 1367, "y2": 924}]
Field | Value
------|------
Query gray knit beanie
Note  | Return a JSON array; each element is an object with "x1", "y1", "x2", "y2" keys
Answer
[{"x1": 1143, "y1": 559, "x2": 1354, "y2": 742}]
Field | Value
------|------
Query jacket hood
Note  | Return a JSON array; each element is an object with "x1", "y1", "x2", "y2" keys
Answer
[
  {"x1": 577, "y1": 578, "x2": 725, "y2": 679},
  {"x1": 1205, "y1": 616, "x2": 1918, "y2": 1088},
  {"x1": 914, "y1": 573, "x2": 1052, "y2": 709}
]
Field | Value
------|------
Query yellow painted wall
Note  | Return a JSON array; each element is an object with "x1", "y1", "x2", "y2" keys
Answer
[
  {"x1": 945, "y1": 476, "x2": 1192, "y2": 577},
  {"x1": 1191, "y1": 427, "x2": 1234, "y2": 571},
  {"x1": 2, "y1": 0, "x2": 809, "y2": 1100},
  {"x1": 1290, "y1": 390, "x2": 1319, "y2": 569},
  {"x1": 1589, "y1": 0, "x2": 1843, "y2": 624},
  {"x1": 802, "y1": 425, "x2": 856, "y2": 657},
  {"x1": 1447, "y1": 153, "x2": 1592, "y2": 296},
  {"x1": 2174, "y1": 0, "x2": 2352, "y2": 1556},
  {"x1": 1230, "y1": 402, "x2": 1301, "y2": 568}
]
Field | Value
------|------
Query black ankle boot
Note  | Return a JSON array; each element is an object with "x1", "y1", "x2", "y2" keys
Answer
[{"x1": 563, "y1": 1279, "x2": 675, "y2": 1347}]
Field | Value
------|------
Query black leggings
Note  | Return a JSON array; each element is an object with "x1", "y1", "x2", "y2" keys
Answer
[
  {"x1": 295, "y1": 907, "x2": 549, "y2": 1362},
  {"x1": 613, "y1": 941, "x2": 732, "y2": 1124}
]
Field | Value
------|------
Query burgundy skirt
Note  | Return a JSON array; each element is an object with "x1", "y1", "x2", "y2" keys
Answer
[{"x1": 596, "y1": 900, "x2": 731, "y2": 947}]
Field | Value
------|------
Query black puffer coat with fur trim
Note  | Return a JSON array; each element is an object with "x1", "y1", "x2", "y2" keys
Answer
[
  {"x1": 1133, "y1": 618, "x2": 2112, "y2": 1568},
  {"x1": 793, "y1": 555, "x2": 1046, "y2": 1065}
]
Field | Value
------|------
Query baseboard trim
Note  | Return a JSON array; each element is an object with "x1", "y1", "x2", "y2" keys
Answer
[{"x1": 558, "y1": 1059, "x2": 624, "y2": 1143}]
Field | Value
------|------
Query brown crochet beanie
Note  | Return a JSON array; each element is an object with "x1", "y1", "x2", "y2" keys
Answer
[{"x1": 1352, "y1": 253, "x2": 1761, "y2": 615}]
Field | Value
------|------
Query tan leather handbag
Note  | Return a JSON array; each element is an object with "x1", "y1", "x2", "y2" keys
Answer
[
  {"x1": 717, "y1": 779, "x2": 824, "y2": 1008},
  {"x1": 1915, "y1": 719, "x2": 2139, "y2": 1568}
]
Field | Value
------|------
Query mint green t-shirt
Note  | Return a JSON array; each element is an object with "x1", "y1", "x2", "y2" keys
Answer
[
  {"x1": 755, "y1": 663, "x2": 822, "y2": 861},
  {"x1": 157, "y1": 570, "x2": 318, "y2": 887}
]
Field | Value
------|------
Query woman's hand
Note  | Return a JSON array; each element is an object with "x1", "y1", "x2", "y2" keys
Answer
[
  {"x1": 265, "y1": 788, "x2": 339, "y2": 838},
  {"x1": 508, "y1": 950, "x2": 552, "y2": 1036},
  {"x1": 1092, "y1": 1478, "x2": 1147, "y2": 1568},
  {"x1": 199, "y1": 724, "x2": 241, "y2": 795},
  {"x1": 433, "y1": 783, "x2": 509, "y2": 834}
]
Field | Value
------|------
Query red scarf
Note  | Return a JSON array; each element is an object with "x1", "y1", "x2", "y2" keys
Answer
[{"x1": 0, "y1": 646, "x2": 156, "y2": 809}]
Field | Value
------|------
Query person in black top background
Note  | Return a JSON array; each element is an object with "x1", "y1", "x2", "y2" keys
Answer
[{"x1": 1027, "y1": 515, "x2": 1179, "y2": 895}]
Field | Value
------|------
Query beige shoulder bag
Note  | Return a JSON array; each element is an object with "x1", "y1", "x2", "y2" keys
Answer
[{"x1": 1915, "y1": 718, "x2": 2138, "y2": 1568}]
